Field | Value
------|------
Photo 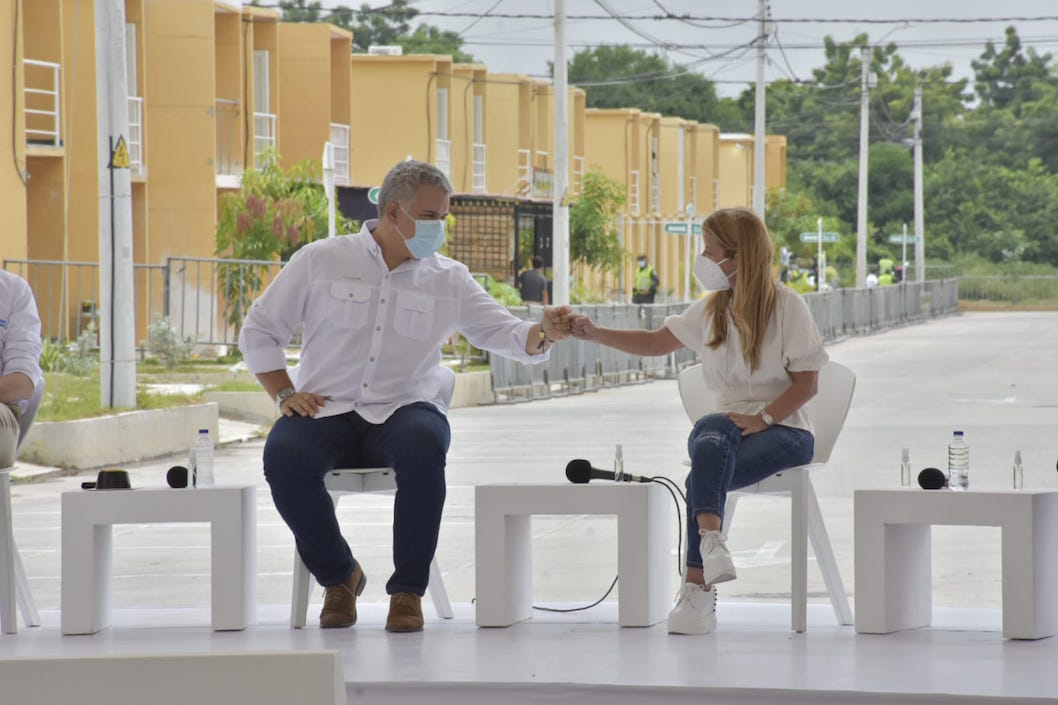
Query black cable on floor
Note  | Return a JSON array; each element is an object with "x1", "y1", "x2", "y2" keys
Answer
[{"x1": 530, "y1": 475, "x2": 688, "y2": 613}]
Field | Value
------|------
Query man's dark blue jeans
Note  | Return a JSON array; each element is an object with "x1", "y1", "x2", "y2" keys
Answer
[{"x1": 263, "y1": 402, "x2": 451, "y2": 596}]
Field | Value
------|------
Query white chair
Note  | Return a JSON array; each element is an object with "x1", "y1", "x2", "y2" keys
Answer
[
  {"x1": 677, "y1": 361, "x2": 854, "y2": 633},
  {"x1": 289, "y1": 467, "x2": 454, "y2": 628},
  {"x1": 1, "y1": 379, "x2": 44, "y2": 634}
]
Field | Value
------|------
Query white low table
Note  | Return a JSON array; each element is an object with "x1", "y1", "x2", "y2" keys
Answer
[
  {"x1": 475, "y1": 482, "x2": 671, "y2": 628},
  {"x1": 854, "y1": 488, "x2": 1058, "y2": 640},
  {"x1": 61, "y1": 486, "x2": 257, "y2": 635}
]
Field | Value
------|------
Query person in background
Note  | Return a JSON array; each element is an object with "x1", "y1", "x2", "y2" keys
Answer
[
  {"x1": 568, "y1": 207, "x2": 826, "y2": 636},
  {"x1": 866, "y1": 266, "x2": 879, "y2": 289},
  {"x1": 0, "y1": 270, "x2": 43, "y2": 467},
  {"x1": 239, "y1": 160, "x2": 572, "y2": 634},
  {"x1": 519, "y1": 255, "x2": 549, "y2": 304},
  {"x1": 633, "y1": 254, "x2": 660, "y2": 304}
]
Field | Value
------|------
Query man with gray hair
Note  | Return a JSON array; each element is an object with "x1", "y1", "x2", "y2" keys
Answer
[{"x1": 239, "y1": 159, "x2": 572, "y2": 633}]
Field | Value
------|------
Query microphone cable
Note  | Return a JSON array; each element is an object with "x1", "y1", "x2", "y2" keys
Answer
[{"x1": 531, "y1": 475, "x2": 688, "y2": 614}]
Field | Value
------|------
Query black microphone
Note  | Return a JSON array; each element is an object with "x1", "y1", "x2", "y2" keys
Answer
[
  {"x1": 565, "y1": 458, "x2": 652, "y2": 484},
  {"x1": 918, "y1": 467, "x2": 948, "y2": 490},
  {"x1": 167, "y1": 465, "x2": 189, "y2": 488}
]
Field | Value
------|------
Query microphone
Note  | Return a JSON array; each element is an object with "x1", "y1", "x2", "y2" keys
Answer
[
  {"x1": 565, "y1": 458, "x2": 652, "y2": 484},
  {"x1": 167, "y1": 465, "x2": 189, "y2": 488},
  {"x1": 918, "y1": 467, "x2": 948, "y2": 490}
]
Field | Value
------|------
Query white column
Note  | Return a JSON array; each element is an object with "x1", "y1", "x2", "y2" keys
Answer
[
  {"x1": 855, "y1": 47, "x2": 870, "y2": 289},
  {"x1": 913, "y1": 85, "x2": 925, "y2": 283},
  {"x1": 752, "y1": 0, "x2": 766, "y2": 217},
  {"x1": 551, "y1": 0, "x2": 570, "y2": 306},
  {"x1": 95, "y1": 0, "x2": 136, "y2": 407}
]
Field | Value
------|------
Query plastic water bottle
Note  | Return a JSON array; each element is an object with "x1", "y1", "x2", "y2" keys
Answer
[
  {"x1": 900, "y1": 448, "x2": 911, "y2": 487},
  {"x1": 190, "y1": 429, "x2": 215, "y2": 488},
  {"x1": 947, "y1": 431, "x2": 969, "y2": 491},
  {"x1": 1013, "y1": 450, "x2": 1024, "y2": 490},
  {"x1": 613, "y1": 443, "x2": 624, "y2": 483}
]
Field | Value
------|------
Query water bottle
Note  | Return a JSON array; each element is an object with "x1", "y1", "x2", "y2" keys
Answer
[
  {"x1": 947, "y1": 431, "x2": 969, "y2": 491},
  {"x1": 190, "y1": 429, "x2": 215, "y2": 488},
  {"x1": 1013, "y1": 450, "x2": 1024, "y2": 490},
  {"x1": 613, "y1": 443, "x2": 624, "y2": 483},
  {"x1": 900, "y1": 448, "x2": 911, "y2": 487}
]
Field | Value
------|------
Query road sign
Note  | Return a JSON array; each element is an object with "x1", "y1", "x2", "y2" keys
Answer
[
  {"x1": 367, "y1": 187, "x2": 381, "y2": 204},
  {"x1": 887, "y1": 234, "x2": 920, "y2": 243},
  {"x1": 664, "y1": 222, "x2": 702, "y2": 236},
  {"x1": 799, "y1": 232, "x2": 840, "y2": 243}
]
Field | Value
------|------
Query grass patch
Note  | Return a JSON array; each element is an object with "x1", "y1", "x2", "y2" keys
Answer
[
  {"x1": 206, "y1": 380, "x2": 265, "y2": 392},
  {"x1": 39, "y1": 372, "x2": 205, "y2": 422}
]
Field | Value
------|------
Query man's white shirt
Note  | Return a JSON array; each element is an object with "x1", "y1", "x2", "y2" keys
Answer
[{"x1": 239, "y1": 220, "x2": 546, "y2": 422}]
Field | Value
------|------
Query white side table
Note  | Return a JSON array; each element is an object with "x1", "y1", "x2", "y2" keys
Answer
[
  {"x1": 61, "y1": 486, "x2": 257, "y2": 634},
  {"x1": 475, "y1": 483, "x2": 672, "y2": 628},
  {"x1": 854, "y1": 488, "x2": 1058, "y2": 640}
]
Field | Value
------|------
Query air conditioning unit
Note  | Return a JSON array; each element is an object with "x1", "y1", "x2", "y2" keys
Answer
[{"x1": 368, "y1": 45, "x2": 403, "y2": 56}]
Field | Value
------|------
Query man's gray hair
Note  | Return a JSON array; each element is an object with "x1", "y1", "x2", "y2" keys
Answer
[{"x1": 377, "y1": 159, "x2": 453, "y2": 218}]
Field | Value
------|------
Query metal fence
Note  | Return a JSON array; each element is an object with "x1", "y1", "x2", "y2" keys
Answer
[
  {"x1": 1, "y1": 254, "x2": 959, "y2": 381},
  {"x1": 489, "y1": 279, "x2": 961, "y2": 403}
]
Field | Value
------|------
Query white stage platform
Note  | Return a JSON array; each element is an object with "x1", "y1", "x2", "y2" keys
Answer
[{"x1": 1, "y1": 601, "x2": 1056, "y2": 704}]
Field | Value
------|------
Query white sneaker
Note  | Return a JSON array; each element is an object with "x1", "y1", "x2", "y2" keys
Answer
[
  {"x1": 699, "y1": 530, "x2": 737, "y2": 585},
  {"x1": 667, "y1": 582, "x2": 717, "y2": 635}
]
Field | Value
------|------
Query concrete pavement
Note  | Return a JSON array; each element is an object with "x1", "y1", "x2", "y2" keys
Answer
[{"x1": 7, "y1": 311, "x2": 1058, "y2": 619}]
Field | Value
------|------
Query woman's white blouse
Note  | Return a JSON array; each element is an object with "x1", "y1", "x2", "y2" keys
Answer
[{"x1": 664, "y1": 285, "x2": 828, "y2": 433}]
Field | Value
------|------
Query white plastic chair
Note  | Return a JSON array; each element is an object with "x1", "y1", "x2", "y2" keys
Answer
[
  {"x1": 0, "y1": 379, "x2": 44, "y2": 634},
  {"x1": 289, "y1": 467, "x2": 454, "y2": 628},
  {"x1": 677, "y1": 361, "x2": 854, "y2": 633}
]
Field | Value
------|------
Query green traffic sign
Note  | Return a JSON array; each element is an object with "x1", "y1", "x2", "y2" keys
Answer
[
  {"x1": 887, "y1": 234, "x2": 920, "y2": 243},
  {"x1": 799, "y1": 232, "x2": 840, "y2": 243},
  {"x1": 367, "y1": 187, "x2": 381, "y2": 204},
  {"x1": 663, "y1": 222, "x2": 702, "y2": 236}
]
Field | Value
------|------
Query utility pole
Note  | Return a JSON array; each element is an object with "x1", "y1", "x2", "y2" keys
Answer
[
  {"x1": 551, "y1": 0, "x2": 570, "y2": 306},
  {"x1": 95, "y1": 0, "x2": 136, "y2": 408},
  {"x1": 752, "y1": 0, "x2": 767, "y2": 218},
  {"x1": 855, "y1": 46, "x2": 870, "y2": 289},
  {"x1": 912, "y1": 84, "x2": 925, "y2": 283}
]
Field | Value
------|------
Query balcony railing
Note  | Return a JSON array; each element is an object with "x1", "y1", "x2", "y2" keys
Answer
[
  {"x1": 24, "y1": 59, "x2": 61, "y2": 147},
  {"x1": 472, "y1": 142, "x2": 486, "y2": 193},
  {"x1": 215, "y1": 99, "x2": 240, "y2": 176},
  {"x1": 329, "y1": 123, "x2": 350, "y2": 185},
  {"x1": 127, "y1": 96, "x2": 144, "y2": 177},
  {"x1": 435, "y1": 138, "x2": 451, "y2": 179},
  {"x1": 573, "y1": 155, "x2": 585, "y2": 193},
  {"x1": 516, "y1": 148, "x2": 531, "y2": 194},
  {"x1": 535, "y1": 150, "x2": 549, "y2": 168},
  {"x1": 629, "y1": 170, "x2": 641, "y2": 214},
  {"x1": 254, "y1": 111, "x2": 277, "y2": 163}
]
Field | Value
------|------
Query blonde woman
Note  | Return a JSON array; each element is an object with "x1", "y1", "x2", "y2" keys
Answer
[{"x1": 569, "y1": 207, "x2": 827, "y2": 635}]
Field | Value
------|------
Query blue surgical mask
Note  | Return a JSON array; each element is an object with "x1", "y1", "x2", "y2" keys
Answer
[{"x1": 397, "y1": 206, "x2": 446, "y2": 259}]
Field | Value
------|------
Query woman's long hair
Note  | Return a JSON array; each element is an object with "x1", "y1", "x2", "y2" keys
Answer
[{"x1": 703, "y1": 207, "x2": 778, "y2": 371}]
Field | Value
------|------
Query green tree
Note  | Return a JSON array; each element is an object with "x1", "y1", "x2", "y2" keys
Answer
[
  {"x1": 569, "y1": 168, "x2": 627, "y2": 274},
  {"x1": 215, "y1": 151, "x2": 358, "y2": 332},
  {"x1": 565, "y1": 46, "x2": 743, "y2": 126}
]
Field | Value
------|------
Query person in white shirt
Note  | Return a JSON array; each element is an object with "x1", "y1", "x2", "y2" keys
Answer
[
  {"x1": 0, "y1": 270, "x2": 43, "y2": 468},
  {"x1": 568, "y1": 207, "x2": 827, "y2": 636},
  {"x1": 239, "y1": 160, "x2": 571, "y2": 633}
]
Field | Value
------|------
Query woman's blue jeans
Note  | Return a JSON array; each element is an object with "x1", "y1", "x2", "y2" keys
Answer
[
  {"x1": 684, "y1": 413, "x2": 815, "y2": 568},
  {"x1": 263, "y1": 402, "x2": 451, "y2": 596}
]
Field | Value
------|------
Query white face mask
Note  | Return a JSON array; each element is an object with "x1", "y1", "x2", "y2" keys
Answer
[{"x1": 693, "y1": 254, "x2": 733, "y2": 291}]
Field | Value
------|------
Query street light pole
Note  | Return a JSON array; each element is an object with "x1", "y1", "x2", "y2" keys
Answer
[
  {"x1": 552, "y1": 0, "x2": 570, "y2": 306},
  {"x1": 752, "y1": 0, "x2": 766, "y2": 218},
  {"x1": 855, "y1": 46, "x2": 870, "y2": 289},
  {"x1": 913, "y1": 84, "x2": 925, "y2": 283}
]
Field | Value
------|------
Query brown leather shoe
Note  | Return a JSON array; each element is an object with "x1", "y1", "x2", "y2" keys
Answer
[
  {"x1": 319, "y1": 562, "x2": 366, "y2": 629},
  {"x1": 385, "y1": 592, "x2": 424, "y2": 632}
]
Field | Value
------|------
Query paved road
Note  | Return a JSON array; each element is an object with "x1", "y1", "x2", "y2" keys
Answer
[{"x1": 8, "y1": 311, "x2": 1058, "y2": 619}]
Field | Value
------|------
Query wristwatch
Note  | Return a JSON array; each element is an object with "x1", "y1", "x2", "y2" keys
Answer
[
  {"x1": 760, "y1": 409, "x2": 774, "y2": 426},
  {"x1": 276, "y1": 386, "x2": 296, "y2": 408}
]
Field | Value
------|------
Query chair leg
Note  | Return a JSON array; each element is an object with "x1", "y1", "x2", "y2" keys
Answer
[
  {"x1": 427, "y1": 557, "x2": 453, "y2": 619},
  {"x1": 790, "y1": 474, "x2": 809, "y2": 633},
  {"x1": 0, "y1": 472, "x2": 15, "y2": 634},
  {"x1": 290, "y1": 553, "x2": 314, "y2": 629},
  {"x1": 13, "y1": 547, "x2": 39, "y2": 627},
  {"x1": 720, "y1": 495, "x2": 739, "y2": 537},
  {"x1": 806, "y1": 485, "x2": 854, "y2": 626}
]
